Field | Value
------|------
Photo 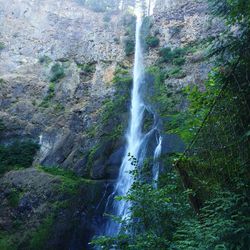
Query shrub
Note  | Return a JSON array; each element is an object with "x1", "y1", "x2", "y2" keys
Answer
[
  {"x1": 122, "y1": 13, "x2": 136, "y2": 56},
  {"x1": 0, "y1": 140, "x2": 40, "y2": 175},
  {"x1": 159, "y1": 47, "x2": 174, "y2": 62},
  {"x1": 166, "y1": 67, "x2": 186, "y2": 78},
  {"x1": 0, "y1": 233, "x2": 15, "y2": 250},
  {"x1": 50, "y1": 63, "x2": 65, "y2": 82},
  {"x1": 159, "y1": 47, "x2": 186, "y2": 64},
  {"x1": 77, "y1": 62, "x2": 96, "y2": 74},
  {"x1": 173, "y1": 57, "x2": 186, "y2": 66},
  {"x1": 124, "y1": 38, "x2": 135, "y2": 56},
  {"x1": 146, "y1": 36, "x2": 160, "y2": 48},
  {"x1": 7, "y1": 189, "x2": 22, "y2": 208}
]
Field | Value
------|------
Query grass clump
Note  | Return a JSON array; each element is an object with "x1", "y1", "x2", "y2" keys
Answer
[
  {"x1": 39, "y1": 82, "x2": 56, "y2": 108},
  {"x1": 38, "y1": 166, "x2": 92, "y2": 195},
  {"x1": 50, "y1": 63, "x2": 65, "y2": 82}
]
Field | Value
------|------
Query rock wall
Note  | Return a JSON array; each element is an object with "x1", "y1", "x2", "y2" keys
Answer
[
  {"x1": 0, "y1": 0, "x2": 225, "y2": 249},
  {"x1": 0, "y1": 0, "x2": 131, "y2": 176},
  {"x1": 146, "y1": 0, "x2": 224, "y2": 88}
]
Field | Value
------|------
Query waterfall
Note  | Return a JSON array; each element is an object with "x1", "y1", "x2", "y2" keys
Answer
[
  {"x1": 146, "y1": 0, "x2": 157, "y2": 15},
  {"x1": 103, "y1": 0, "x2": 162, "y2": 236},
  {"x1": 104, "y1": 0, "x2": 145, "y2": 236}
]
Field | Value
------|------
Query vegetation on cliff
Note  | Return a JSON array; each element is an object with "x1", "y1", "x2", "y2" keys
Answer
[
  {"x1": 0, "y1": 0, "x2": 249, "y2": 249},
  {"x1": 93, "y1": 0, "x2": 250, "y2": 249}
]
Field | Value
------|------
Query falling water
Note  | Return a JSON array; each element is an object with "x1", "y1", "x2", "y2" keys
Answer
[
  {"x1": 104, "y1": 0, "x2": 145, "y2": 236},
  {"x1": 103, "y1": 0, "x2": 163, "y2": 236},
  {"x1": 153, "y1": 135, "x2": 162, "y2": 188}
]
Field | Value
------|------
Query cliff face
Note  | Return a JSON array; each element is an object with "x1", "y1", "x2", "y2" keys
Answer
[
  {"x1": 0, "y1": 0, "x2": 224, "y2": 249},
  {"x1": 0, "y1": 0, "x2": 129, "y2": 176}
]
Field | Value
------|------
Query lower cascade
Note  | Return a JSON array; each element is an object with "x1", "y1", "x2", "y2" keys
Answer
[{"x1": 153, "y1": 135, "x2": 162, "y2": 188}]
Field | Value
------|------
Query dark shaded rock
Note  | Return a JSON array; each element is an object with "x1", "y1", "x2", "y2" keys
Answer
[
  {"x1": 18, "y1": 195, "x2": 33, "y2": 212},
  {"x1": 105, "y1": 146, "x2": 125, "y2": 179},
  {"x1": 162, "y1": 133, "x2": 185, "y2": 154},
  {"x1": 73, "y1": 156, "x2": 88, "y2": 177},
  {"x1": 41, "y1": 132, "x2": 75, "y2": 166}
]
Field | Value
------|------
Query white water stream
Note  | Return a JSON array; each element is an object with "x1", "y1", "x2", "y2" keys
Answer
[
  {"x1": 153, "y1": 135, "x2": 162, "y2": 188},
  {"x1": 105, "y1": 1, "x2": 145, "y2": 235},
  {"x1": 104, "y1": 0, "x2": 161, "y2": 236}
]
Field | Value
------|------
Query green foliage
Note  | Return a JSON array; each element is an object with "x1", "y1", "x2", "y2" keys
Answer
[
  {"x1": 0, "y1": 140, "x2": 39, "y2": 175},
  {"x1": 122, "y1": 13, "x2": 136, "y2": 56},
  {"x1": 166, "y1": 66, "x2": 186, "y2": 79},
  {"x1": 38, "y1": 165, "x2": 92, "y2": 195},
  {"x1": 159, "y1": 47, "x2": 186, "y2": 64},
  {"x1": 145, "y1": 66, "x2": 182, "y2": 118},
  {"x1": 0, "y1": 233, "x2": 16, "y2": 250},
  {"x1": 173, "y1": 191, "x2": 250, "y2": 250},
  {"x1": 77, "y1": 62, "x2": 96, "y2": 74},
  {"x1": 173, "y1": 57, "x2": 186, "y2": 66},
  {"x1": 0, "y1": 42, "x2": 5, "y2": 50},
  {"x1": 92, "y1": 164, "x2": 190, "y2": 250},
  {"x1": 39, "y1": 165, "x2": 79, "y2": 180},
  {"x1": 7, "y1": 189, "x2": 23, "y2": 208},
  {"x1": 145, "y1": 36, "x2": 160, "y2": 48},
  {"x1": 50, "y1": 63, "x2": 65, "y2": 82},
  {"x1": 209, "y1": 0, "x2": 250, "y2": 25},
  {"x1": 39, "y1": 82, "x2": 56, "y2": 108},
  {"x1": 166, "y1": 67, "x2": 223, "y2": 143},
  {"x1": 101, "y1": 66, "x2": 132, "y2": 129},
  {"x1": 86, "y1": 145, "x2": 100, "y2": 172},
  {"x1": 53, "y1": 102, "x2": 65, "y2": 112},
  {"x1": 29, "y1": 215, "x2": 54, "y2": 250},
  {"x1": 124, "y1": 38, "x2": 135, "y2": 56},
  {"x1": 141, "y1": 16, "x2": 153, "y2": 50}
]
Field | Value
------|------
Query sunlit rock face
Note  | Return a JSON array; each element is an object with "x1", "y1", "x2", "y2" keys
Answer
[
  {"x1": 0, "y1": 0, "x2": 131, "y2": 174},
  {"x1": 145, "y1": 0, "x2": 225, "y2": 90}
]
